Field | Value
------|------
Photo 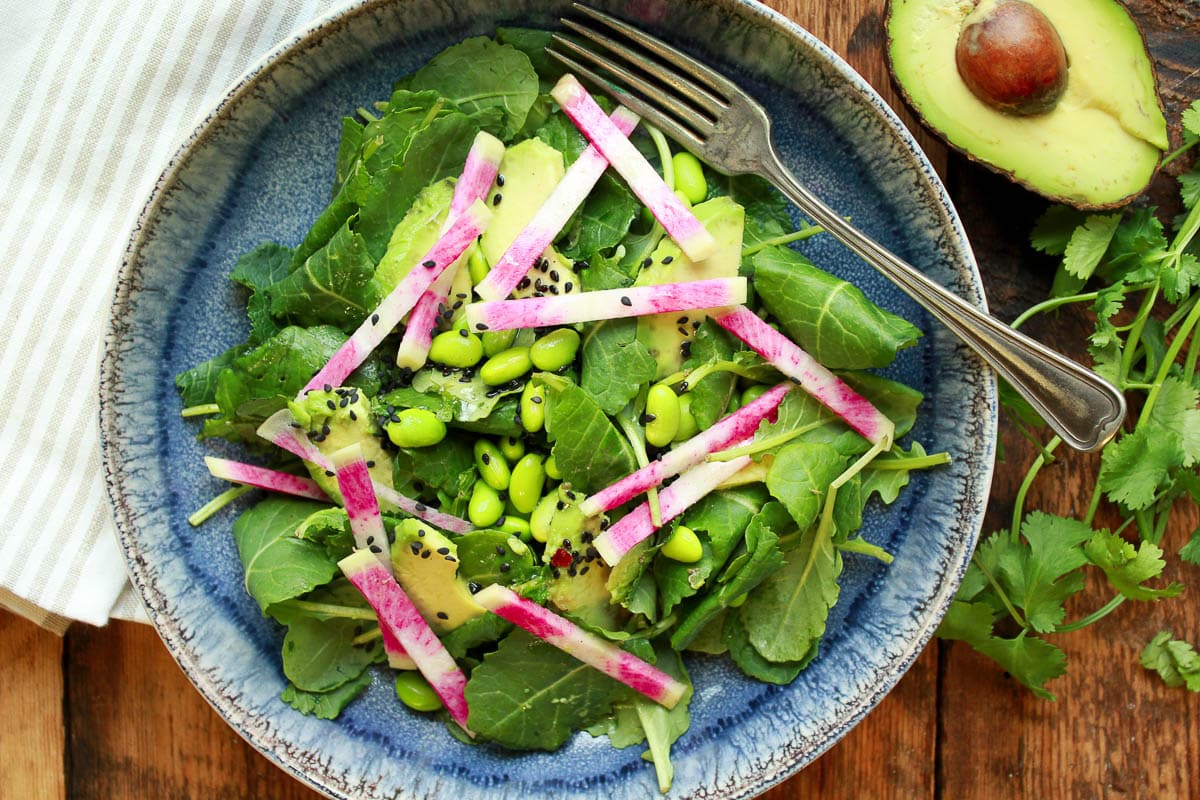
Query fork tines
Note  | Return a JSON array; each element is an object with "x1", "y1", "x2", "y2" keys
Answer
[{"x1": 546, "y1": 3, "x2": 735, "y2": 146}]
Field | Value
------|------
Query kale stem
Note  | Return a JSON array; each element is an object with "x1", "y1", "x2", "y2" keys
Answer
[
  {"x1": 972, "y1": 555, "x2": 1029, "y2": 630},
  {"x1": 645, "y1": 123, "x2": 675, "y2": 189},
  {"x1": 1010, "y1": 436, "x2": 1062, "y2": 542},
  {"x1": 276, "y1": 600, "x2": 379, "y2": 620},
  {"x1": 741, "y1": 225, "x2": 825, "y2": 257},
  {"x1": 864, "y1": 451, "x2": 951, "y2": 471},
  {"x1": 1010, "y1": 291, "x2": 1102, "y2": 330},
  {"x1": 180, "y1": 403, "x2": 220, "y2": 418},
  {"x1": 707, "y1": 419, "x2": 827, "y2": 460},
  {"x1": 1054, "y1": 595, "x2": 1125, "y2": 633},
  {"x1": 187, "y1": 484, "x2": 253, "y2": 526},
  {"x1": 616, "y1": 398, "x2": 662, "y2": 526},
  {"x1": 352, "y1": 626, "x2": 383, "y2": 645}
]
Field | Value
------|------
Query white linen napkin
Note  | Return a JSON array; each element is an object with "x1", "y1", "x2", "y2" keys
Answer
[{"x1": 0, "y1": 0, "x2": 345, "y2": 630}]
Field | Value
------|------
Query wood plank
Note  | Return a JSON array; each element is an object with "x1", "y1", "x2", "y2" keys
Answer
[
  {"x1": 0, "y1": 610, "x2": 66, "y2": 800},
  {"x1": 65, "y1": 620, "x2": 323, "y2": 800}
]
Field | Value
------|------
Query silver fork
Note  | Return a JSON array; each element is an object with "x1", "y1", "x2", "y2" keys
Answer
[{"x1": 548, "y1": 4, "x2": 1126, "y2": 452}]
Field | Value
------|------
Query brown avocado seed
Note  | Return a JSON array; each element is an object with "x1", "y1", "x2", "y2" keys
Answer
[{"x1": 955, "y1": 0, "x2": 1068, "y2": 116}]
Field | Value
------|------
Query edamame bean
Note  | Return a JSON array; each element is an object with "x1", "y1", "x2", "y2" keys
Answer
[
  {"x1": 644, "y1": 383, "x2": 681, "y2": 447},
  {"x1": 671, "y1": 151, "x2": 708, "y2": 204},
  {"x1": 544, "y1": 453, "x2": 561, "y2": 480},
  {"x1": 395, "y1": 671, "x2": 443, "y2": 712},
  {"x1": 497, "y1": 515, "x2": 532, "y2": 539},
  {"x1": 661, "y1": 525, "x2": 703, "y2": 563},
  {"x1": 468, "y1": 481, "x2": 505, "y2": 527},
  {"x1": 520, "y1": 380, "x2": 546, "y2": 433},
  {"x1": 509, "y1": 454, "x2": 545, "y2": 514},
  {"x1": 467, "y1": 243, "x2": 490, "y2": 285},
  {"x1": 480, "y1": 346, "x2": 532, "y2": 386},
  {"x1": 740, "y1": 384, "x2": 768, "y2": 408},
  {"x1": 428, "y1": 329, "x2": 483, "y2": 368},
  {"x1": 482, "y1": 328, "x2": 517, "y2": 357},
  {"x1": 499, "y1": 435, "x2": 525, "y2": 462},
  {"x1": 529, "y1": 492, "x2": 558, "y2": 543},
  {"x1": 530, "y1": 328, "x2": 581, "y2": 371},
  {"x1": 386, "y1": 408, "x2": 446, "y2": 448},
  {"x1": 673, "y1": 393, "x2": 700, "y2": 442},
  {"x1": 474, "y1": 440, "x2": 511, "y2": 491}
]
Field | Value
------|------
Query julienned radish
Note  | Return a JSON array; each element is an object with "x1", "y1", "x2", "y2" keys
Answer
[
  {"x1": 395, "y1": 264, "x2": 460, "y2": 370},
  {"x1": 550, "y1": 74, "x2": 717, "y2": 262},
  {"x1": 579, "y1": 382, "x2": 791, "y2": 517},
  {"x1": 203, "y1": 456, "x2": 328, "y2": 501},
  {"x1": 331, "y1": 443, "x2": 393, "y2": 574},
  {"x1": 256, "y1": 409, "x2": 474, "y2": 534},
  {"x1": 465, "y1": 278, "x2": 746, "y2": 331},
  {"x1": 593, "y1": 456, "x2": 753, "y2": 565},
  {"x1": 713, "y1": 306, "x2": 894, "y2": 446},
  {"x1": 339, "y1": 550, "x2": 473, "y2": 732},
  {"x1": 472, "y1": 584, "x2": 687, "y2": 708},
  {"x1": 302, "y1": 199, "x2": 492, "y2": 394},
  {"x1": 474, "y1": 106, "x2": 640, "y2": 302}
]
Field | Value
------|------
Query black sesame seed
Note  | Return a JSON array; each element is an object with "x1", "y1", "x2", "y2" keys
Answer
[
  {"x1": 445, "y1": 556, "x2": 456, "y2": 563},
  {"x1": 326, "y1": 399, "x2": 336, "y2": 410},
  {"x1": 620, "y1": 296, "x2": 633, "y2": 307},
  {"x1": 476, "y1": 323, "x2": 489, "y2": 331},
  {"x1": 679, "y1": 381, "x2": 689, "y2": 392},
  {"x1": 582, "y1": 532, "x2": 594, "y2": 543},
  {"x1": 436, "y1": 611, "x2": 449, "y2": 620},
  {"x1": 564, "y1": 282, "x2": 573, "y2": 293},
  {"x1": 580, "y1": 566, "x2": 590, "y2": 575},
  {"x1": 418, "y1": 528, "x2": 427, "y2": 537},
  {"x1": 677, "y1": 316, "x2": 689, "y2": 324},
  {"x1": 500, "y1": 562, "x2": 511, "y2": 573},
  {"x1": 641, "y1": 257, "x2": 653, "y2": 268},
  {"x1": 421, "y1": 550, "x2": 431, "y2": 559},
  {"x1": 548, "y1": 285, "x2": 559, "y2": 295},
  {"x1": 549, "y1": 270, "x2": 560, "y2": 282},
  {"x1": 410, "y1": 542, "x2": 422, "y2": 555},
  {"x1": 692, "y1": 320, "x2": 702, "y2": 330},
  {"x1": 436, "y1": 546, "x2": 450, "y2": 555},
  {"x1": 366, "y1": 535, "x2": 375, "y2": 545},
  {"x1": 325, "y1": 470, "x2": 334, "y2": 477},
  {"x1": 416, "y1": 502, "x2": 427, "y2": 512},
  {"x1": 366, "y1": 460, "x2": 375, "y2": 468},
  {"x1": 531, "y1": 395, "x2": 543, "y2": 404},
  {"x1": 662, "y1": 255, "x2": 674, "y2": 264},
  {"x1": 517, "y1": 277, "x2": 531, "y2": 290},
  {"x1": 481, "y1": 452, "x2": 491, "y2": 465},
  {"x1": 371, "y1": 313, "x2": 380, "y2": 325},
  {"x1": 324, "y1": 384, "x2": 332, "y2": 392},
  {"x1": 469, "y1": 582, "x2": 481, "y2": 594},
  {"x1": 493, "y1": 193, "x2": 503, "y2": 205},
  {"x1": 642, "y1": 413, "x2": 657, "y2": 424},
  {"x1": 369, "y1": 545, "x2": 382, "y2": 554},
  {"x1": 423, "y1": 259, "x2": 437, "y2": 268},
  {"x1": 496, "y1": 174, "x2": 505, "y2": 187}
]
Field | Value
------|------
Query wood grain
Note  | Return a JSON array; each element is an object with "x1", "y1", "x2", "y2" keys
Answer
[{"x1": 0, "y1": 611, "x2": 66, "y2": 800}]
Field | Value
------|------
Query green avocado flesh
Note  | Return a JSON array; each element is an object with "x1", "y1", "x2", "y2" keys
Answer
[
  {"x1": 887, "y1": 0, "x2": 1167, "y2": 208},
  {"x1": 390, "y1": 520, "x2": 484, "y2": 633}
]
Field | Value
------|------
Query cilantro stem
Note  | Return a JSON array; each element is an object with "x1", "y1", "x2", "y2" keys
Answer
[
  {"x1": 1141, "y1": 283, "x2": 1200, "y2": 421},
  {"x1": 187, "y1": 484, "x2": 253, "y2": 526},
  {"x1": 1010, "y1": 417, "x2": 1057, "y2": 462},
  {"x1": 1010, "y1": 291, "x2": 1102, "y2": 330},
  {"x1": 741, "y1": 225, "x2": 825, "y2": 257},
  {"x1": 1185, "y1": 324, "x2": 1200, "y2": 385},
  {"x1": 1159, "y1": 140, "x2": 1198, "y2": 169},
  {"x1": 1161, "y1": 292, "x2": 1199, "y2": 334},
  {"x1": 1054, "y1": 595, "x2": 1125, "y2": 633},
  {"x1": 1010, "y1": 436, "x2": 1062, "y2": 542},
  {"x1": 971, "y1": 554, "x2": 1029, "y2": 630},
  {"x1": 181, "y1": 403, "x2": 220, "y2": 417},
  {"x1": 1120, "y1": 280, "x2": 1160, "y2": 387}
]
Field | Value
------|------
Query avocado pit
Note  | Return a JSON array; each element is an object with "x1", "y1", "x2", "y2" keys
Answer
[{"x1": 954, "y1": 0, "x2": 1068, "y2": 116}]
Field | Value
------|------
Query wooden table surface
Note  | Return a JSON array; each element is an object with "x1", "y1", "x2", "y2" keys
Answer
[{"x1": 3, "y1": 1, "x2": 1198, "y2": 798}]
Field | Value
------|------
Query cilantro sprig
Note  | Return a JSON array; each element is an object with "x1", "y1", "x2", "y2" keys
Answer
[{"x1": 938, "y1": 101, "x2": 1200, "y2": 699}]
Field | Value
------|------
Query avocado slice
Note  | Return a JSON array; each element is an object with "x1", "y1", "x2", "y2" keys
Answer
[
  {"x1": 375, "y1": 178, "x2": 454, "y2": 293},
  {"x1": 389, "y1": 519, "x2": 484, "y2": 633},
  {"x1": 288, "y1": 388, "x2": 395, "y2": 500},
  {"x1": 887, "y1": 0, "x2": 1167, "y2": 208}
]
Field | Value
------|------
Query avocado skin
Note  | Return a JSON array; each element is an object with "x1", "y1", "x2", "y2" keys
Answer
[{"x1": 886, "y1": 0, "x2": 1167, "y2": 209}]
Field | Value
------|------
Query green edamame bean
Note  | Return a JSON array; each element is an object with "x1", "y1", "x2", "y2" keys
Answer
[
  {"x1": 520, "y1": 381, "x2": 546, "y2": 433},
  {"x1": 428, "y1": 329, "x2": 483, "y2": 368},
  {"x1": 530, "y1": 328, "x2": 580, "y2": 372},
  {"x1": 544, "y1": 453, "x2": 561, "y2": 480},
  {"x1": 644, "y1": 384, "x2": 681, "y2": 448},
  {"x1": 509, "y1": 454, "x2": 546, "y2": 514},
  {"x1": 497, "y1": 515, "x2": 532, "y2": 539},
  {"x1": 467, "y1": 243, "x2": 490, "y2": 285},
  {"x1": 395, "y1": 671, "x2": 443, "y2": 712},
  {"x1": 673, "y1": 393, "x2": 699, "y2": 442},
  {"x1": 661, "y1": 525, "x2": 703, "y2": 563},
  {"x1": 499, "y1": 435, "x2": 525, "y2": 462},
  {"x1": 741, "y1": 384, "x2": 769, "y2": 408},
  {"x1": 671, "y1": 151, "x2": 708, "y2": 204},
  {"x1": 474, "y1": 440, "x2": 511, "y2": 491},
  {"x1": 482, "y1": 329, "x2": 517, "y2": 357},
  {"x1": 480, "y1": 346, "x2": 532, "y2": 386},
  {"x1": 468, "y1": 481, "x2": 505, "y2": 527},
  {"x1": 386, "y1": 408, "x2": 446, "y2": 448},
  {"x1": 529, "y1": 492, "x2": 558, "y2": 543}
]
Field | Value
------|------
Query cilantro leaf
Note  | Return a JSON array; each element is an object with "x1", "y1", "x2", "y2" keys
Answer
[
  {"x1": 1182, "y1": 100, "x2": 1200, "y2": 143},
  {"x1": 1181, "y1": 528, "x2": 1200, "y2": 567},
  {"x1": 937, "y1": 601, "x2": 1067, "y2": 700},
  {"x1": 1098, "y1": 426, "x2": 1183, "y2": 510},
  {"x1": 1063, "y1": 213, "x2": 1121, "y2": 281},
  {"x1": 1030, "y1": 205, "x2": 1087, "y2": 256},
  {"x1": 1083, "y1": 532, "x2": 1183, "y2": 600},
  {"x1": 1140, "y1": 631, "x2": 1200, "y2": 691},
  {"x1": 1148, "y1": 377, "x2": 1200, "y2": 466}
]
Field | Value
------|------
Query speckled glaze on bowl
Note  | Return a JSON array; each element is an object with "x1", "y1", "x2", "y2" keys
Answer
[{"x1": 100, "y1": 1, "x2": 997, "y2": 798}]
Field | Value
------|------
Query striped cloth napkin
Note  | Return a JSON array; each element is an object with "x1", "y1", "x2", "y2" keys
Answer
[{"x1": 0, "y1": 0, "x2": 345, "y2": 632}]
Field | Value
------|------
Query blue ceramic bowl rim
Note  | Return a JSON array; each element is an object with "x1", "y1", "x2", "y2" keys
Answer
[{"x1": 100, "y1": 1, "x2": 997, "y2": 798}]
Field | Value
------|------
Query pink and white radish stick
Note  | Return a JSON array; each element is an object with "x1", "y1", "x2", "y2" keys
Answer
[
  {"x1": 465, "y1": 278, "x2": 745, "y2": 332},
  {"x1": 301, "y1": 200, "x2": 491, "y2": 394},
  {"x1": 204, "y1": 457, "x2": 328, "y2": 501},
  {"x1": 340, "y1": 550, "x2": 472, "y2": 732},
  {"x1": 449, "y1": 131, "x2": 505, "y2": 218},
  {"x1": 331, "y1": 444, "x2": 392, "y2": 574},
  {"x1": 551, "y1": 74, "x2": 716, "y2": 262},
  {"x1": 256, "y1": 410, "x2": 474, "y2": 534},
  {"x1": 579, "y1": 382, "x2": 791, "y2": 517},
  {"x1": 713, "y1": 306, "x2": 894, "y2": 446},
  {"x1": 593, "y1": 456, "x2": 753, "y2": 565},
  {"x1": 474, "y1": 107, "x2": 640, "y2": 301},
  {"x1": 472, "y1": 584, "x2": 686, "y2": 709},
  {"x1": 395, "y1": 263, "x2": 459, "y2": 370}
]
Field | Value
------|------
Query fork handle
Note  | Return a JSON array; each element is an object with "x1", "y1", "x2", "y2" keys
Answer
[{"x1": 760, "y1": 155, "x2": 1125, "y2": 452}]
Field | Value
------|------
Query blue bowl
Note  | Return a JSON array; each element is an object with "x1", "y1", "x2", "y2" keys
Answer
[{"x1": 100, "y1": 1, "x2": 996, "y2": 797}]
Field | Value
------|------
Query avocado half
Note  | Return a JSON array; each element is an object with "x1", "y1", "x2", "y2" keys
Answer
[{"x1": 886, "y1": 0, "x2": 1168, "y2": 209}]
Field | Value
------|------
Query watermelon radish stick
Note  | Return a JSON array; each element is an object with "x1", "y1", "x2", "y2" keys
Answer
[
  {"x1": 204, "y1": 456, "x2": 328, "y2": 501},
  {"x1": 396, "y1": 132, "x2": 504, "y2": 369},
  {"x1": 551, "y1": 74, "x2": 716, "y2": 262},
  {"x1": 340, "y1": 550, "x2": 472, "y2": 732},
  {"x1": 713, "y1": 306, "x2": 894, "y2": 446},
  {"x1": 256, "y1": 410, "x2": 474, "y2": 534},
  {"x1": 302, "y1": 200, "x2": 491, "y2": 394},
  {"x1": 474, "y1": 106, "x2": 640, "y2": 302},
  {"x1": 579, "y1": 382, "x2": 790, "y2": 517},
  {"x1": 331, "y1": 444, "x2": 392, "y2": 574},
  {"x1": 593, "y1": 456, "x2": 753, "y2": 565},
  {"x1": 473, "y1": 584, "x2": 686, "y2": 709},
  {"x1": 465, "y1": 278, "x2": 745, "y2": 332}
]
